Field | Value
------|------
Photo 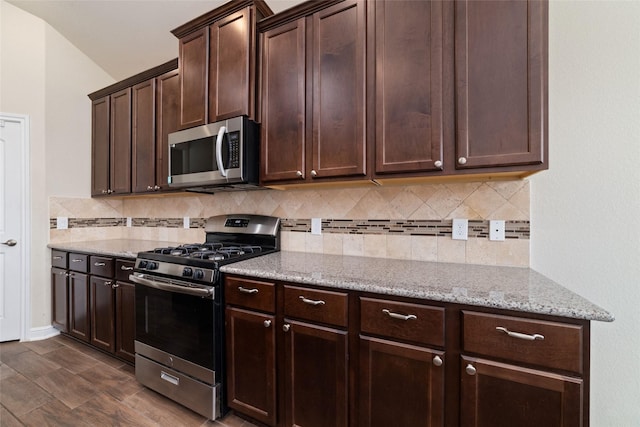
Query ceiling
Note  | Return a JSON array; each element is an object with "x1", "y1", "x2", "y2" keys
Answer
[{"x1": 7, "y1": 0, "x2": 304, "y2": 81}]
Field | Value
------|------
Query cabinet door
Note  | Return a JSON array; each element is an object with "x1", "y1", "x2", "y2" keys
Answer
[
  {"x1": 225, "y1": 307, "x2": 276, "y2": 426},
  {"x1": 209, "y1": 7, "x2": 252, "y2": 122},
  {"x1": 115, "y1": 281, "x2": 135, "y2": 363},
  {"x1": 360, "y1": 336, "x2": 444, "y2": 427},
  {"x1": 91, "y1": 96, "x2": 110, "y2": 196},
  {"x1": 284, "y1": 319, "x2": 348, "y2": 427},
  {"x1": 460, "y1": 356, "x2": 583, "y2": 427},
  {"x1": 374, "y1": 0, "x2": 444, "y2": 175},
  {"x1": 260, "y1": 18, "x2": 306, "y2": 183},
  {"x1": 311, "y1": 0, "x2": 367, "y2": 179},
  {"x1": 90, "y1": 276, "x2": 115, "y2": 353},
  {"x1": 179, "y1": 27, "x2": 209, "y2": 129},
  {"x1": 455, "y1": 0, "x2": 547, "y2": 169},
  {"x1": 156, "y1": 69, "x2": 180, "y2": 191},
  {"x1": 68, "y1": 272, "x2": 90, "y2": 342},
  {"x1": 51, "y1": 268, "x2": 69, "y2": 333},
  {"x1": 132, "y1": 79, "x2": 156, "y2": 193},
  {"x1": 110, "y1": 88, "x2": 132, "y2": 194}
]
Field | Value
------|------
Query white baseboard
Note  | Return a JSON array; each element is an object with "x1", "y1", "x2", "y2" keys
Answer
[{"x1": 28, "y1": 325, "x2": 60, "y2": 341}]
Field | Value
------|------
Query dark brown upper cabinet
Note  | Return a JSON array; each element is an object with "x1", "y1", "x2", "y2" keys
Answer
[
  {"x1": 90, "y1": 88, "x2": 132, "y2": 196},
  {"x1": 89, "y1": 59, "x2": 178, "y2": 197},
  {"x1": 373, "y1": 0, "x2": 445, "y2": 176},
  {"x1": 259, "y1": 0, "x2": 367, "y2": 185},
  {"x1": 131, "y1": 69, "x2": 180, "y2": 193},
  {"x1": 172, "y1": 0, "x2": 273, "y2": 130},
  {"x1": 454, "y1": 0, "x2": 547, "y2": 170},
  {"x1": 132, "y1": 79, "x2": 156, "y2": 193}
]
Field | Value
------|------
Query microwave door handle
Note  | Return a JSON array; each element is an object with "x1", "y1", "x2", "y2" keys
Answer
[{"x1": 215, "y1": 126, "x2": 228, "y2": 178}]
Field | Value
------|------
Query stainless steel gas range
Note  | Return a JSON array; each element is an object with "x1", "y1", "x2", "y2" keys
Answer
[{"x1": 129, "y1": 214, "x2": 280, "y2": 420}]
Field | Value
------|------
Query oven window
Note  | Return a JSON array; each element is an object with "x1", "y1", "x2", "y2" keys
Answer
[{"x1": 135, "y1": 284, "x2": 215, "y2": 370}]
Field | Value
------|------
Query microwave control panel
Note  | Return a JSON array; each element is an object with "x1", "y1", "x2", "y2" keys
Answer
[{"x1": 228, "y1": 131, "x2": 240, "y2": 168}]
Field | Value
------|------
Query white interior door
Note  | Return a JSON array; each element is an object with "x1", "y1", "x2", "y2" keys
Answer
[{"x1": 0, "y1": 114, "x2": 27, "y2": 342}]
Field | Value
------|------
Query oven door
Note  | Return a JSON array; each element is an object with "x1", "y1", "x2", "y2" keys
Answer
[{"x1": 134, "y1": 280, "x2": 216, "y2": 371}]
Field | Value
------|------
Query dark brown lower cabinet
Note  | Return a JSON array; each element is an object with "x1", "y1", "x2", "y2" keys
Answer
[
  {"x1": 359, "y1": 336, "x2": 445, "y2": 427},
  {"x1": 225, "y1": 306, "x2": 277, "y2": 425},
  {"x1": 68, "y1": 272, "x2": 90, "y2": 342},
  {"x1": 115, "y1": 281, "x2": 136, "y2": 363},
  {"x1": 51, "y1": 268, "x2": 69, "y2": 333},
  {"x1": 90, "y1": 276, "x2": 116, "y2": 353},
  {"x1": 283, "y1": 319, "x2": 348, "y2": 427},
  {"x1": 460, "y1": 356, "x2": 583, "y2": 427}
]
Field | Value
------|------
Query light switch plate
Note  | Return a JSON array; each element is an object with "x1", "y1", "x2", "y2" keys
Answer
[
  {"x1": 489, "y1": 220, "x2": 506, "y2": 241},
  {"x1": 56, "y1": 217, "x2": 68, "y2": 230},
  {"x1": 311, "y1": 218, "x2": 322, "y2": 235}
]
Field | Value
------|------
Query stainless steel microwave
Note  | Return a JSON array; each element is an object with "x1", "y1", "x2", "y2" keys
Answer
[{"x1": 167, "y1": 116, "x2": 260, "y2": 193}]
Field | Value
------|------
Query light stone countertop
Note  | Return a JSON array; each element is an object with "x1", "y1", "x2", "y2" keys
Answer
[
  {"x1": 221, "y1": 251, "x2": 614, "y2": 322},
  {"x1": 48, "y1": 239, "x2": 181, "y2": 259}
]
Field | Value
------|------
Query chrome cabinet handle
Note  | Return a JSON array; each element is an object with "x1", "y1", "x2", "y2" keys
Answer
[
  {"x1": 71, "y1": 259, "x2": 83, "y2": 263},
  {"x1": 120, "y1": 265, "x2": 134, "y2": 271},
  {"x1": 112, "y1": 283, "x2": 119, "y2": 289},
  {"x1": 264, "y1": 320, "x2": 272, "y2": 328},
  {"x1": 433, "y1": 355, "x2": 443, "y2": 367},
  {"x1": 53, "y1": 255, "x2": 63, "y2": 260},
  {"x1": 283, "y1": 324, "x2": 291, "y2": 332},
  {"x1": 382, "y1": 309, "x2": 417, "y2": 321},
  {"x1": 238, "y1": 287, "x2": 259, "y2": 294},
  {"x1": 160, "y1": 371, "x2": 179, "y2": 386},
  {"x1": 147, "y1": 185, "x2": 153, "y2": 191},
  {"x1": 296, "y1": 170, "x2": 303, "y2": 178},
  {"x1": 299, "y1": 296, "x2": 325, "y2": 306},
  {"x1": 94, "y1": 262, "x2": 106, "y2": 266},
  {"x1": 434, "y1": 160, "x2": 443, "y2": 168},
  {"x1": 496, "y1": 326, "x2": 544, "y2": 341},
  {"x1": 465, "y1": 364, "x2": 476, "y2": 376},
  {"x1": 103, "y1": 281, "x2": 113, "y2": 287},
  {"x1": 2, "y1": 239, "x2": 17, "y2": 247},
  {"x1": 458, "y1": 157, "x2": 467, "y2": 165},
  {"x1": 154, "y1": 185, "x2": 160, "y2": 191},
  {"x1": 310, "y1": 170, "x2": 318, "y2": 177}
]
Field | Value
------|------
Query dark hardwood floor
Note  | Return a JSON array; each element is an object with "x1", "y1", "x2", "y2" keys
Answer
[{"x1": 0, "y1": 335, "x2": 259, "y2": 427}]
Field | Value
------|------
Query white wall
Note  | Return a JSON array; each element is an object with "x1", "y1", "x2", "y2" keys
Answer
[
  {"x1": 531, "y1": 1, "x2": 640, "y2": 425},
  {"x1": 0, "y1": 0, "x2": 114, "y2": 330}
]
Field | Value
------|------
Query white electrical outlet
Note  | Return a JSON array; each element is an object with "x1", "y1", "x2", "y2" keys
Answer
[
  {"x1": 56, "y1": 217, "x2": 68, "y2": 230},
  {"x1": 184, "y1": 217, "x2": 190, "y2": 229},
  {"x1": 126, "y1": 217, "x2": 132, "y2": 227},
  {"x1": 452, "y1": 218, "x2": 468, "y2": 240},
  {"x1": 489, "y1": 220, "x2": 506, "y2": 241},
  {"x1": 311, "y1": 218, "x2": 322, "y2": 235}
]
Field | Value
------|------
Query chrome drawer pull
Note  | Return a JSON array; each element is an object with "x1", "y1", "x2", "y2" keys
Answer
[
  {"x1": 382, "y1": 309, "x2": 417, "y2": 321},
  {"x1": 94, "y1": 262, "x2": 106, "y2": 266},
  {"x1": 53, "y1": 256, "x2": 63, "y2": 260},
  {"x1": 160, "y1": 371, "x2": 179, "y2": 386},
  {"x1": 465, "y1": 364, "x2": 477, "y2": 376},
  {"x1": 71, "y1": 259, "x2": 83, "y2": 263},
  {"x1": 238, "y1": 287, "x2": 259, "y2": 294},
  {"x1": 120, "y1": 265, "x2": 134, "y2": 271},
  {"x1": 264, "y1": 320, "x2": 272, "y2": 328},
  {"x1": 496, "y1": 326, "x2": 544, "y2": 341},
  {"x1": 432, "y1": 355, "x2": 443, "y2": 367},
  {"x1": 299, "y1": 296, "x2": 325, "y2": 306}
]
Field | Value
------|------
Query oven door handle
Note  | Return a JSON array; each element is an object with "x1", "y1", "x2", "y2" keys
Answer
[{"x1": 129, "y1": 274, "x2": 213, "y2": 298}]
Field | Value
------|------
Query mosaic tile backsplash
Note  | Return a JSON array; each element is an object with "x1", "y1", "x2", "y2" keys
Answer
[{"x1": 49, "y1": 180, "x2": 530, "y2": 266}]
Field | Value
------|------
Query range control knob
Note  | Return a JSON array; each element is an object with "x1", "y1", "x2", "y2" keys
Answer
[
  {"x1": 147, "y1": 262, "x2": 158, "y2": 270},
  {"x1": 182, "y1": 267, "x2": 193, "y2": 277},
  {"x1": 194, "y1": 269, "x2": 205, "y2": 280},
  {"x1": 138, "y1": 260, "x2": 148, "y2": 269}
]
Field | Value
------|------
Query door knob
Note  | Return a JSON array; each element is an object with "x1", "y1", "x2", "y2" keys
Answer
[{"x1": 2, "y1": 239, "x2": 17, "y2": 247}]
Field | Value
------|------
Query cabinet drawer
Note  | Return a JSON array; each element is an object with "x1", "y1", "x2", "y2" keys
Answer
[
  {"x1": 116, "y1": 259, "x2": 135, "y2": 282},
  {"x1": 51, "y1": 250, "x2": 67, "y2": 268},
  {"x1": 90, "y1": 255, "x2": 114, "y2": 278},
  {"x1": 462, "y1": 311, "x2": 583, "y2": 374},
  {"x1": 225, "y1": 277, "x2": 276, "y2": 313},
  {"x1": 284, "y1": 285, "x2": 348, "y2": 328},
  {"x1": 68, "y1": 253, "x2": 89, "y2": 273},
  {"x1": 360, "y1": 297, "x2": 445, "y2": 347}
]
